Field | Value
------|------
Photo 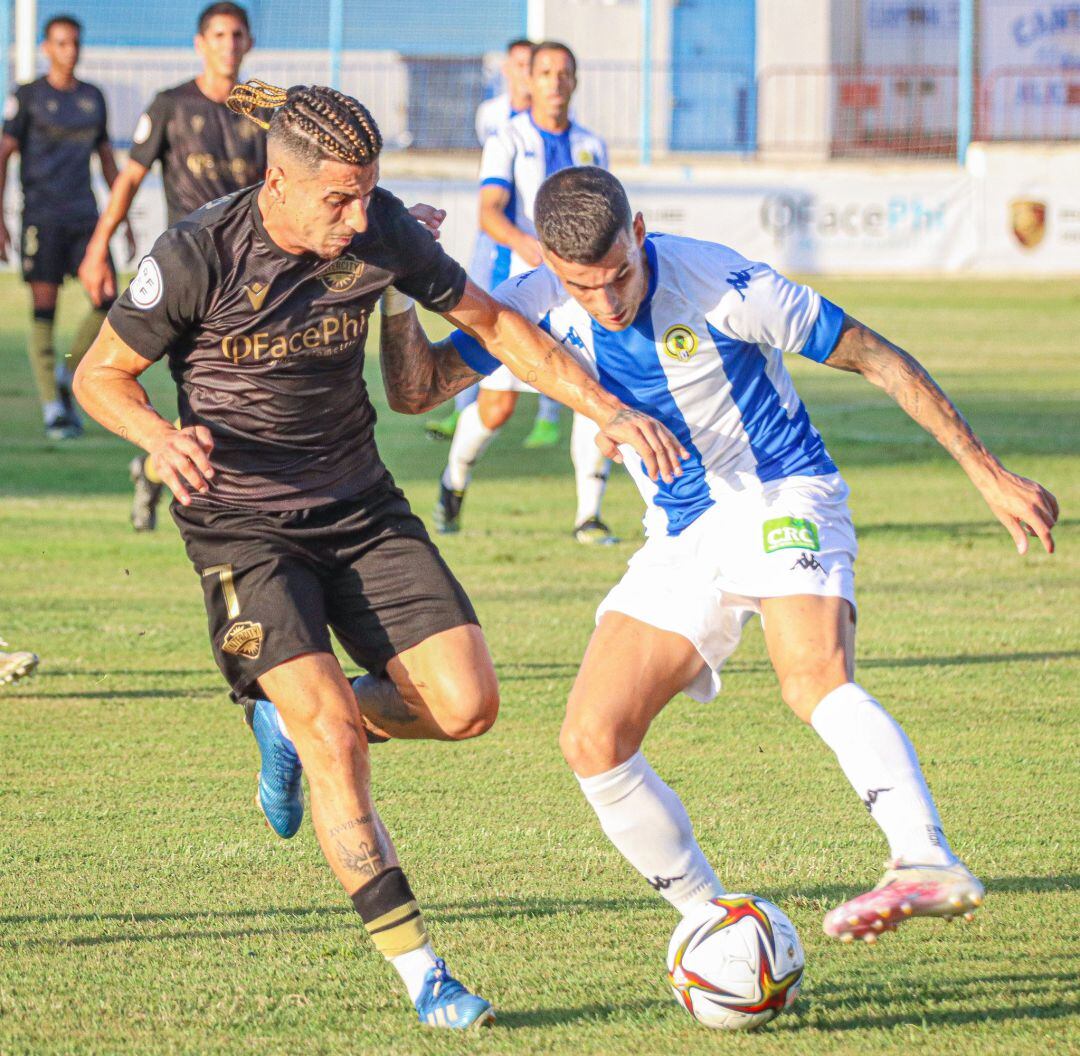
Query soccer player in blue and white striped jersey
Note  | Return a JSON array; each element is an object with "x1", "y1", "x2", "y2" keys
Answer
[{"x1": 441, "y1": 167, "x2": 1058, "y2": 943}]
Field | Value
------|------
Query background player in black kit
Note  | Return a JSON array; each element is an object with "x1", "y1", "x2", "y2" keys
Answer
[
  {"x1": 73, "y1": 81, "x2": 685, "y2": 1029},
  {"x1": 77, "y1": 2, "x2": 264, "y2": 525},
  {"x1": 0, "y1": 15, "x2": 132, "y2": 439}
]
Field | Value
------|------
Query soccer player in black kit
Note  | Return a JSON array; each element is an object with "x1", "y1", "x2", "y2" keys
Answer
[
  {"x1": 78, "y1": 2, "x2": 264, "y2": 528},
  {"x1": 73, "y1": 81, "x2": 685, "y2": 1029},
  {"x1": 0, "y1": 15, "x2": 131, "y2": 439}
]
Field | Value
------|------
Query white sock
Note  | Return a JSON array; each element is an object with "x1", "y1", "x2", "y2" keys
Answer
[
  {"x1": 811, "y1": 682, "x2": 957, "y2": 867},
  {"x1": 570, "y1": 413, "x2": 609, "y2": 525},
  {"x1": 444, "y1": 401, "x2": 497, "y2": 492},
  {"x1": 391, "y1": 942, "x2": 439, "y2": 1003},
  {"x1": 577, "y1": 752, "x2": 725, "y2": 914},
  {"x1": 453, "y1": 383, "x2": 479, "y2": 412},
  {"x1": 536, "y1": 394, "x2": 560, "y2": 423}
]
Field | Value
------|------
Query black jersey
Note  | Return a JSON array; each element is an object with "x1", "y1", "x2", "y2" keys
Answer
[
  {"x1": 2, "y1": 77, "x2": 108, "y2": 224},
  {"x1": 128, "y1": 80, "x2": 266, "y2": 225},
  {"x1": 108, "y1": 185, "x2": 467, "y2": 510}
]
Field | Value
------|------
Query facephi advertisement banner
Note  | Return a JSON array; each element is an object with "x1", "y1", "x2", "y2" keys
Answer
[{"x1": 386, "y1": 167, "x2": 980, "y2": 275}]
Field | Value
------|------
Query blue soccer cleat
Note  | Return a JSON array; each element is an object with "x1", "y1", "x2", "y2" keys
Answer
[
  {"x1": 414, "y1": 959, "x2": 494, "y2": 1029},
  {"x1": 249, "y1": 698, "x2": 304, "y2": 839}
]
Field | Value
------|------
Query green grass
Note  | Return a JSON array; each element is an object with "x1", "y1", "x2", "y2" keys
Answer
[{"x1": 1, "y1": 275, "x2": 1078, "y2": 1055}]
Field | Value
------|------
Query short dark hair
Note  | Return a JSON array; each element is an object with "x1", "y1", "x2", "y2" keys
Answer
[
  {"x1": 534, "y1": 167, "x2": 631, "y2": 264},
  {"x1": 506, "y1": 38, "x2": 533, "y2": 53},
  {"x1": 531, "y1": 40, "x2": 576, "y2": 77},
  {"x1": 198, "y1": 2, "x2": 250, "y2": 35},
  {"x1": 43, "y1": 15, "x2": 81, "y2": 40}
]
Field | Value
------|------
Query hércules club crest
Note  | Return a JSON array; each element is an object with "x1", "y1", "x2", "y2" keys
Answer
[{"x1": 221, "y1": 620, "x2": 264, "y2": 659}]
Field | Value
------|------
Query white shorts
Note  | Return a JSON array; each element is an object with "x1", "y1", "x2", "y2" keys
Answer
[
  {"x1": 479, "y1": 363, "x2": 538, "y2": 394},
  {"x1": 596, "y1": 472, "x2": 857, "y2": 703}
]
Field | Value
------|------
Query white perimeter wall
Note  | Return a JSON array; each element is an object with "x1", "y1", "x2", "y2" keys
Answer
[{"x1": 3, "y1": 146, "x2": 1076, "y2": 276}]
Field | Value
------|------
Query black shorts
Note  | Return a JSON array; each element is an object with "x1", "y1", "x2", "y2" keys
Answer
[
  {"x1": 20, "y1": 220, "x2": 113, "y2": 285},
  {"x1": 171, "y1": 477, "x2": 479, "y2": 698}
]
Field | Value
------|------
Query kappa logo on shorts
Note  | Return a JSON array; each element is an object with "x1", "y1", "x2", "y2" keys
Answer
[
  {"x1": 763, "y1": 516, "x2": 821, "y2": 554},
  {"x1": 221, "y1": 620, "x2": 264, "y2": 660}
]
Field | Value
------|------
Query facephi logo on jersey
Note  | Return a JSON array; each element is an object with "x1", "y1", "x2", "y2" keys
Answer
[
  {"x1": 243, "y1": 281, "x2": 270, "y2": 311},
  {"x1": 763, "y1": 516, "x2": 821, "y2": 554},
  {"x1": 220, "y1": 309, "x2": 367, "y2": 363},
  {"x1": 1010, "y1": 199, "x2": 1046, "y2": 249},
  {"x1": 130, "y1": 257, "x2": 163, "y2": 310},
  {"x1": 221, "y1": 620, "x2": 263, "y2": 659},
  {"x1": 662, "y1": 324, "x2": 698, "y2": 362},
  {"x1": 319, "y1": 255, "x2": 365, "y2": 293}
]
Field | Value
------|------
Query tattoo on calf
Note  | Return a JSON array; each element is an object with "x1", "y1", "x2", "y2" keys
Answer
[
  {"x1": 335, "y1": 838, "x2": 385, "y2": 879},
  {"x1": 328, "y1": 814, "x2": 372, "y2": 839}
]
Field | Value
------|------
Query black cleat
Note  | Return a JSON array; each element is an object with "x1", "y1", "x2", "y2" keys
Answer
[{"x1": 434, "y1": 480, "x2": 465, "y2": 534}]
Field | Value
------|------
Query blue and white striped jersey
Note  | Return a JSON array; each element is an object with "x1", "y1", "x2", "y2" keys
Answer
[
  {"x1": 452, "y1": 233, "x2": 846, "y2": 538},
  {"x1": 479, "y1": 111, "x2": 608, "y2": 285}
]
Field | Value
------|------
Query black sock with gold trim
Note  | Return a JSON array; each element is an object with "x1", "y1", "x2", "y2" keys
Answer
[{"x1": 351, "y1": 866, "x2": 430, "y2": 959}]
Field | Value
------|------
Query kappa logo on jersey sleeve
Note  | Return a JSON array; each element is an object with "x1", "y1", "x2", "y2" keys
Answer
[
  {"x1": 763, "y1": 516, "x2": 821, "y2": 553},
  {"x1": 130, "y1": 257, "x2": 163, "y2": 310},
  {"x1": 726, "y1": 268, "x2": 753, "y2": 301}
]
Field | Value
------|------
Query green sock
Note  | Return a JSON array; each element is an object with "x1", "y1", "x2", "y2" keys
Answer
[
  {"x1": 29, "y1": 312, "x2": 57, "y2": 408},
  {"x1": 67, "y1": 306, "x2": 109, "y2": 372}
]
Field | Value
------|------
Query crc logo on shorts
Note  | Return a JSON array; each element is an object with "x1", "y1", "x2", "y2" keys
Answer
[
  {"x1": 763, "y1": 516, "x2": 821, "y2": 554},
  {"x1": 662, "y1": 324, "x2": 698, "y2": 362},
  {"x1": 130, "y1": 257, "x2": 163, "y2": 310},
  {"x1": 221, "y1": 620, "x2": 264, "y2": 659},
  {"x1": 319, "y1": 254, "x2": 365, "y2": 293}
]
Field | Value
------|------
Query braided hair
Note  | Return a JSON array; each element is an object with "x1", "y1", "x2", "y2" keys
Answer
[{"x1": 227, "y1": 79, "x2": 382, "y2": 168}]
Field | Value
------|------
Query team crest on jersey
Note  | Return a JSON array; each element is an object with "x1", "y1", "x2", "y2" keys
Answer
[
  {"x1": 221, "y1": 620, "x2": 264, "y2": 659},
  {"x1": 662, "y1": 324, "x2": 698, "y2": 363},
  {"x1": 319, "y1": 255, "x2": 365, "y2": 293},
  {"x1": 575, "y1": 148, "x2": 596, "y2": 165},
  {"x1": 78, "y1": 96, "x2": 97, "y2": 114}
]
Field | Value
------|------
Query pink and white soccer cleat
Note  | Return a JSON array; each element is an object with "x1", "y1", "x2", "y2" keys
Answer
[{"x1": 824, "y1": 860, "x2": 985, "y2": 944}]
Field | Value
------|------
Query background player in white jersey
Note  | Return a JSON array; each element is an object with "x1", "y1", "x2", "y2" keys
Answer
[
  {"x1": 424, "y1": 38, "x2": 564, "y2": 445},
  {"x1": 435, "y1": 167, "x2": 1059, "y2": 943},
  {"x1": 435, "y1": 43, "x2": 617, "y2": 546}
]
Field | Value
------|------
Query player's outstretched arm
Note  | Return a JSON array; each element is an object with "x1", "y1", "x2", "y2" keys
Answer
[
  {"x1": 828, "y1": 316, "x2": 1059, "y2": 554},
  {"x1": 72, "y1": 320, "x2": 214, "y2": 506},
  {"x1": 445, "y1": 279, "x2": 687, "y2": 483},
  {"x1": 378, "y1": 288, "x2": 483, "y2": 413},
  {"x1": 78, "y1": 159, "x2": 150, "y2": 306}
]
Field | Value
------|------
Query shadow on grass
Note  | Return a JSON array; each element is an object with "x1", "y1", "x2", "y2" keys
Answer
[
  {"x1": 494, "y1": 999, "x2": 671, "y2": 1030},
  {"x1": 2, "y1": 875, "x2": 1075, "y2": 943},
  {"x1": 722, "y1": 649, "x2": 1080, "y2": 676}
]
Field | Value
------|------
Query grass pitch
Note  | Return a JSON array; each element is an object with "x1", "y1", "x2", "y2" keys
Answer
[{"x1": 0, "y1": 274, "x2": 1077, "y2": 1055}]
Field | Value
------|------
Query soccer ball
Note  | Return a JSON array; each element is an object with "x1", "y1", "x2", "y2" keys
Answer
[{"x1": 667, "y1": 895, "x2": 804, "y2": 1031}]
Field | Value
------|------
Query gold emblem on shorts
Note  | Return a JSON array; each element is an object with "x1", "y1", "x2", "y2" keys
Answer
[
  {"x1": 221, "y1": 620, "x2": 264, "y2": 659},
  {"x1": 243, "y1": 281, "x2": 269, "y2": 310},
  {"x1": 662, "y1": 324, "x2": 698, "y2": 362},
  {"x1": 319, "y1": 254, "x2": 365, "y2": 293}
]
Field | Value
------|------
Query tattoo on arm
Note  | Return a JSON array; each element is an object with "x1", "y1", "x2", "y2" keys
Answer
[
  {"x1": 828, "y1": 316, "x2": 990, "y2": 470},
  {"x1": 379, "y1": 308, "x2": 481, "y2": 414}
]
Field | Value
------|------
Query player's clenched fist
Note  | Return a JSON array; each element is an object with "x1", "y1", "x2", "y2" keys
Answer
[{"x1": 147, "y1": 425, "x2": 215, "y2": 506}]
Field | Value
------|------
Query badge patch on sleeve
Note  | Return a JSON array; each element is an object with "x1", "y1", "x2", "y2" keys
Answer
[
  {"x1": 763, "y1": 516, "x2": 820, "y2": 553},
  {"x1": 130, "y1": 257, "x2": 163, "y2": 309}
]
